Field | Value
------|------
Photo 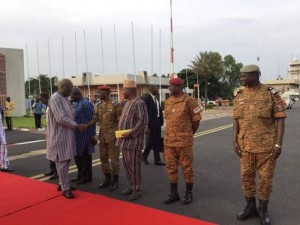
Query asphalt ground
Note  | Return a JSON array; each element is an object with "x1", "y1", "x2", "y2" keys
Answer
[{"x1": 5, "y1": 105, "x2": 300, "y2": 225}]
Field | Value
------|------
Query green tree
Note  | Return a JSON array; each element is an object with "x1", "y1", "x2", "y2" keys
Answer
[
  {"x1": 25, "y1": 74, "x2": 58, "y2": 98},
  {"x1": 190, "y1": 51, "x2": 224, "y2": 105},
  {"x1": 221, "y1": 55, "x2": 243, "y2": 99}
]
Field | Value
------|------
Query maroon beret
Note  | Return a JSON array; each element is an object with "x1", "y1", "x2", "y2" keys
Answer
[
  {"x1": 97, "y1": 85, "x2": 111, "y2": 90},
  {"x1": 169, "y1": 78, "x2": 184, "y2": 85}
]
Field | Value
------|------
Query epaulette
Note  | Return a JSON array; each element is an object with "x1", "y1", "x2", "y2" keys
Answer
[
  {"x1": 234, "y1": 88, "x2": 244, "y2": 97},
  {"x1": 268, "y1": 87, "x2": 278, "y2": 95},
  {"x1": 96, "y1": 101, "x2": 103, "y2": 107}
]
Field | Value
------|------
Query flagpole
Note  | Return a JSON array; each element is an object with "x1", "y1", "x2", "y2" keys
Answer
[
  {"x1": 36, "y1": 42, "x2": 41, "y2": 94},
  {"x1": 113, "y1": 24, "x2": 120, "y2": 101},
  {"x1": 84, "y1": 30, "x2": 90, "y2": 99},
  {"x1": 170, "y1": 0, "x2": 175, "y2": 78},
  {"x1": 100, "y1": 27, "x2": 105, "y2": 75},
  {"x1": 151, "y1": 24, "x2": 153, "y2": 84},
  {"x1": 131, "y1": 21, "x2": 137, "y2": 83},
  {"x1": 25, "y1": 43, "x2": 31, "y2": 98},
  {"x1": 75, "y1": 32, "x2": 78, "y2": 76},
  {"x1": 48, "y1": 39, "x2": 53, "y2": 95},
  {"x1": 62, "y1": 37, "x2": 65, "y2": 78},
  {"x1": 159, "y1": 28, "x2": 162, "y2": 104}
]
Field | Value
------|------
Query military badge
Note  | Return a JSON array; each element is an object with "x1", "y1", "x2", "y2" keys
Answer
[
  {"x1": 193, "y1": 106, "x2": 201, "y2": 114},
  {"x1": 276, "y1": 101, "x2": 284, "y2": 112}
]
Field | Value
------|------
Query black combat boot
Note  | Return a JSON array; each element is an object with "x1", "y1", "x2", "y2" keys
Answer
[
  {"x1": 182, "y1": 183, "x2": 193, "y2": 205},
  {"x1": 163, "y1": 183, "x2": 180, "y2": 204},
  {"x1": 237, "y1": 197, "x2": 258, "y2": 220},
  {"x1": 98, "y1": 173, "x2": 111, "y2": 189},
  {"x1": 258, "y1": 199, "x2": 271, "y2": 225},
  {"x1": 108, "y1": 174, "x2": 119, "y2": 191}
]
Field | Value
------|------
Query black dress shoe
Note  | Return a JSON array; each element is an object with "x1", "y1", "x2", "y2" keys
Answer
[
  {"x1": 71, "y1": 178, "x2": 79, "y2": 182},
  {"x1": 57, "y1": 185, "x2": 77, "y2": 191},
  {"x1": 155, "y1": 161, "x2": 166, "y2": 166},
  {"x1": 142, "y1": 159, "x2": 150, "y2": 165},
  {"x1": 63, "y1": 190, "x2": 74, "y2": 199},
  {"x1": 49, "y1": 173, "x2": 58, "y2": 180},
  {"x1": 1, "y1": 168, "x2": 14, "y2": 172},
  {"x1": 76, "y1": 178, "x2": 92, "y2": 185},
  {"x1": 44, "y1": 171, "x2": 54, "y2": 176},
  {"x1": 121, "y1": 187, "x2": 133, "y2": 195}
]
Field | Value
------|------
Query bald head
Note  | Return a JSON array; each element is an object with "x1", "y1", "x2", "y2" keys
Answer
[{"x1": 58, "y1": 79, "x2": 73, "y2": 97}]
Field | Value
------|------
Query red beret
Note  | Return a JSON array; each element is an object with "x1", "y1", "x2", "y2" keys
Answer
[
  {"x1": 97, "y1": 85, "x2": 111, "y2": 90},
  {"x1": 169, "y1": 78, "x2": 184, "y2": 85}
]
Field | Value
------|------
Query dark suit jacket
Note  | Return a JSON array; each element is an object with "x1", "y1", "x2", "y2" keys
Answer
[{"x1": 143, "y1": 94, "x2": 163, "y2": 129}]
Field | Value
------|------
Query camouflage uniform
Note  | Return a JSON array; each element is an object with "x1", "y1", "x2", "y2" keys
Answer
[
  {"x1": 94, "y1": 100, "x2": 123, "y2": 175},
  {"x1": 233, "y1": 83, "x2": 286, "y2": 200},
  {"x1": 164, "y1": 93, "x2": 201, "y2": 183}
]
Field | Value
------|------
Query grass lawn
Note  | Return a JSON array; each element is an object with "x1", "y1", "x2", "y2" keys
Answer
[{"x1": 4, "y1": 116, "x2": 47, "y2": 129}]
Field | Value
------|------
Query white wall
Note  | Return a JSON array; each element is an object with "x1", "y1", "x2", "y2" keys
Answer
[{"x1": 0, "y1": 48, "x2": 26, "y2": 116}]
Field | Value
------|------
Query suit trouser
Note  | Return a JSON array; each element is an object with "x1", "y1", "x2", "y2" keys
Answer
[
  {"x1": 164, "y1": 146, "x2": 194, "y2": 183},
  {"x1": 0, "y1": 144, "x2": 9, "y2": 169},
  {"x1": 34, "y1": 113, "x2": 42, "y2": 128},
  {"x1": 100, "y1": 140, "x2": 120, "y2": 175},
  {"x1": 5, "y1": 117, "x2": 12, "y2": 130},
  {"x1": 74, "y1": 147, "x2": 92, "y2": 181},
  {"x1": 240, "y1": 151, "x2": 276, "y2": 201},
  {"x1": 142, "y1": 123, "x2": 162, "y2": 162},
  {"x1": 122, "y1": 148, "x2": 142, "y2": 191},
  {"x1": 49, "y1": 160, "x2": 57, "y2": 173},
  {"x1": 55, "y1": 160, "x2": 71, "y2": 191}
]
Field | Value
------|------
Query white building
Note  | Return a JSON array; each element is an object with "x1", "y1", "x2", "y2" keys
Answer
[
  {"x1": 0, "y1": 48, "x2": 26, "y2": 116},
  {"x1": 263, "y1": 58, "x2": 300, "y2": 98}
]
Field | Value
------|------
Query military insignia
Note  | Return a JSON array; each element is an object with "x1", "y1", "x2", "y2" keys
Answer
[
  {"x1": 234, "y1": 87, "x2": 244, "y2": 97},
  {"x1": 193, "y1": 106, "x2": 201, "y2": 114},
  {"x1": 276, "y1": 102, "x2": 284, "y2": 112},
  {"x1": 268, "y1": 87, "x2": 278, "y2": 95}
]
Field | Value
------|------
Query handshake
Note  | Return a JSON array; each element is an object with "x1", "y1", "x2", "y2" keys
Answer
[{"x1": 76, "y1": 124, "x2": 87, "y2": 132}]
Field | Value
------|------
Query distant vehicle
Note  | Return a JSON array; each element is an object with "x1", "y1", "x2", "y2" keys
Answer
[
  {"x1": 206, "y1": 100, "x2": 216, "y2": 105},
  {"x1": 282, "y1": 97, "x2": 295, "y2": 109}
]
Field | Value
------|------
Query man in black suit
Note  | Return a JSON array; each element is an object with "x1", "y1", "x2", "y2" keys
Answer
[{"x1": 142, "y1": 85, "x2": 165, "y2": 166}]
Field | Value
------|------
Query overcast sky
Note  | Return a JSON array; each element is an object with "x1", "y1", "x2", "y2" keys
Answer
[{"x1": 1, "y1": 0, "x2": 300, "y2": 81}]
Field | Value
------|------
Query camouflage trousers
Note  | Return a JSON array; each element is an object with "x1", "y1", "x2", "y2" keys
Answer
[
  {"x1": 164, "y1": 146, "x2": 194, "y2": 183},
  {"x1": 99, "y1": 140, "x2": 120, "y2": 175},
  {"x1": 240, "y1": 151, "x2": 276, "y2": 201}
]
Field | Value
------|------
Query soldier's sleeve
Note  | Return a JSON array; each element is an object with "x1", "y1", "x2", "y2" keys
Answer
[
  {"x1": 232, "y1": 89, "x2": 243, "y2": 119},
  {"x1": 232, "y1": 97, "x2": 239, "y2": 119},
  {"x1": 115, "y1": 103, "x2": 123, "y2": 121},
  {"x1": 270, "y1": 89, "x2": 287, "y2": 118},
  {"x1": 187, "y1": 97, "x2": 201, "y2": 121}
]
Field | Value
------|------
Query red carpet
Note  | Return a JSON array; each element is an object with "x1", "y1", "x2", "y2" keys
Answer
[
  {"x1": 0, "y1": 173, "x2": 60, "y2": 217},
  {"x1": 0, "y1": 173, "x2": 216, "y2": 225}
]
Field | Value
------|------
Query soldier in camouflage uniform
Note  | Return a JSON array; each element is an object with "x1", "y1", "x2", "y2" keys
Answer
[
  {"x1": 163, "y1": 77, "x2": 201, "y2": 205},
  {"x1": 233, "y1": 64, "x2": 286, "y2": 225},
  {"x1": 86, "y1": 85, "x2": 123, "y2": 191}
]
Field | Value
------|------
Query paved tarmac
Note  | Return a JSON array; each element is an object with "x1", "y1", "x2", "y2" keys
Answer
[{"x1": 4, "y1": 105, "x2": 300, "y2": 225}]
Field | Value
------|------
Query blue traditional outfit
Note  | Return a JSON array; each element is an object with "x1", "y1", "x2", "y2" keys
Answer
[{"x1": 73, "y1": 98, "x2": 96, "y2": 183}]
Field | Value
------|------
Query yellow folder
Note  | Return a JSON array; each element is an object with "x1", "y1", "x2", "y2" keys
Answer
[{"x1": 115, "y1": 129, "x2": 132, "y2": 138}]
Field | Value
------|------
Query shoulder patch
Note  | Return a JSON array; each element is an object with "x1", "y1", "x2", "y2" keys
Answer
[
  {"x1": 268, "y1": 87, "x2": 278, "y2": 95},
  {"x1": 234, "y1": 88, "x2": 243, "y2": 97}
]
